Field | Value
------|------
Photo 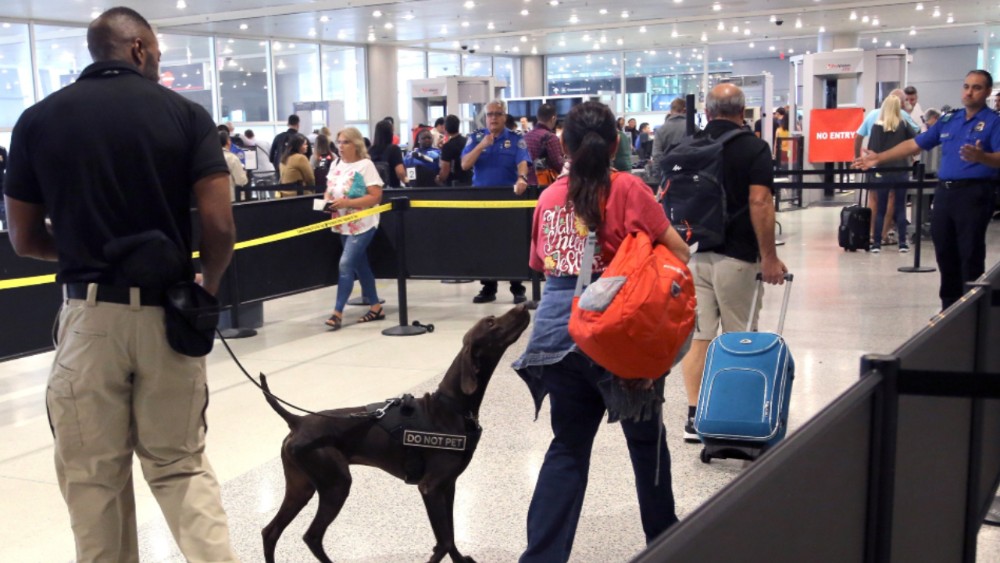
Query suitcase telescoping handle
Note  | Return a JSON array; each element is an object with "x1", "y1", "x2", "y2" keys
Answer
[{"x1": 747, "y1": 272, "x2": 794, "y2": 335}]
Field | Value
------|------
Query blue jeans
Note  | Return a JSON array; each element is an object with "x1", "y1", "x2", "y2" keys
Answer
[
  {"x1": 873, "y1": 172, "x2": 909, "y2": 248},
  {"x1": 520, "y1": 353, "x2": 678, "y2": 563},
  {"x1": 334, "y1": 228, "x2": 380, "y2": 313}
]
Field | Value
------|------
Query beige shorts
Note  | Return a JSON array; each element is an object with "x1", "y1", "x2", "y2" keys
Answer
[{"x1": 690, "y1": 252, "x2": 762, "y2": 340}]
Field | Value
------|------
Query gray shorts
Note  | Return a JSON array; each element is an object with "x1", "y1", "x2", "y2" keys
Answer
[{"x1": 690, "y1": 253, "x2": 762, "y2": 340}]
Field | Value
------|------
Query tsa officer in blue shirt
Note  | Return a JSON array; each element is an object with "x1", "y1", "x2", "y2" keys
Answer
[
  {"x1": 856, "y1": 70, "x2": 1000, "y2": 309},
  {"x1": 460, "y1": 99, "x2": 532, "y2": 304}
]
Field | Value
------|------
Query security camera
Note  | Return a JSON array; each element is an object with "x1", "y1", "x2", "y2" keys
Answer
[
  {"x1": 461, "y1": 44, "x2": 469, "y2": 50},
  {"x1": 774, "y1": 19, "x2": 784, "y2": 26},
  {"x1": 469, "y1": 49, "x2": 476, "y2": 54}
]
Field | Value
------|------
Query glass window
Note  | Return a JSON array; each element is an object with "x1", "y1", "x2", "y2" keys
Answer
[
  {"x1": 216, "y1": 37, "x2": 270, "y2": 122},
  {"x1": 546, "y1": 53, "x2": 621, "y2": 97},
  {"x1": 428, "y1": 51, "x2": 460, "y2": 78},
  {"x1": 0, "y1": 22, "x2": 32, "y2": 128},
  {"x1": 322, "y1": 45, "x2": 367, "y2": 121},
  {"x1": 159, "y1": 33, "x2": 215, "y2": 119},
  {"x1": 396, "y1": 49, "x2": 426, "y2": 137},
  {"x1": 33, "y1": 25, "x2": 89, "y2": 99},
  {"x1": 462, "y1": 54, "x2": 492, "y2": 77},
  {"x1": 494, "y1": 56, "x2": 520, "y2": 98},
  {"x1": 273, "y1": 41, "x2": 320, "y2": 119}
]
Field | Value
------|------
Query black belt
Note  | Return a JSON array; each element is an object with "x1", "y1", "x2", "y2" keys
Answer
[
  {"x1": 64, "y1": 283, "x2": 165, "y2": 306},
  {"x1": 939, "y1": 179, "x2": 995, "y2": 189}
]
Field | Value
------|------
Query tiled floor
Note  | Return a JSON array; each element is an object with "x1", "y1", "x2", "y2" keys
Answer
[{"x1": 2, "y1": 200, "x2": 999, "y2": 562}]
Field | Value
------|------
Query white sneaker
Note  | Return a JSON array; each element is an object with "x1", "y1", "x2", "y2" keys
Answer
[
  {"x1": 899, "y1": 246, "x2": 910, "y2": 254},
  {"x1": 871, "y1": 247, "x2": 881, "y2": 254}
]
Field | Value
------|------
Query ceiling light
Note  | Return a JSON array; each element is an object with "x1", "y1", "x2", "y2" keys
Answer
[
  {"x1": 717, "y1": 21, "x2": 725, "y2": 30},
  {"x1": 367, "y1": 32, "x2": 376, "y2": 41},
  {"x1": 749, "y1": 41, "x2": 755, "y2": 48},
  {"x1": 639, "y1": 26, "x2": 647, "y2": 33},
  {"x1": 616, "y1": 38, "x2": 624, "y2": 45},
  {"x1": 701, "y1": 32, "x2": 708, "y2": 41},
  {"x1": 732, "y1": 26, "x2": 739, "y2": 33},
  {"x1": 238, "y1": 23, "x2": 248, "y2": 30},
  {"x1": 946, "y1": 13, "x2": 954, "y2": 23},
  {"x1": 403, "y1": 13, "x2": 415, "y2": 20},
  {"x1": 440, "y1": 25, "x2": 448, "y2": 34},
  {"x1": 473, "y1": 43, "x2": 480, "y2": 49},
  {"x1": 909, "y1": 27, "x2": 917, "y2": 35},
  {"x1": 512, "y1": 46, "x2": 520, "y2": 53},
  {"x1": 90, "y1": 10, "x2": 101, "y2": 19},
  {"x1": 932, "y1": 7, "x2": 940, "y2": 17},
  {"x1": 717, "y1": 56, "x2": 723, "y2": 61},
  {"x1": 849, "y1": 11, "x2": 857, "y2": 20},
  {"x1": 819, "y1": 26, "x2": 825, "y2": 33},
  {"x1": 559, "y1": 39, "x2": 566, "y2": 46},
  {"x1": 744, "y1": 28, "x2": 751, "y2": 35},
  {"x1": 672, "y1": 30, "x2": 679, "y2": 38},
  {"x1": 320, "y1": 15, "x2": 329, "y2": 22},
  {"x1": 600, "y1": 35, "x2": 607, "y2": 43},
  {"x1": 621, "y1": 10, "x2": 630, "y2": 18},
  {"x1": 521, "y1": 8, "x2": 530, "y2": 15},
  {"x1": 372, "y1": 10, "x2": 382, "y2": 17},
  {"x1": 461, "y1": 20, "x2": 470, "y2": 27},
  {"x1": 795, "y1": 18, "x2": 802, "y2": 28},
  {"x1": 384, "y1": 22, "x2": 393, "y2": 29},
  {"x1": 872, "y1": 37, "x2": 878, "y2": 43},
  {"x1": 861, "y1": 15, "x2": 869, "y2": 23},
  {"x1": 769, "y1": 15, "x2": 777, "y2": 23},
  {"x1": 337, "y1": 30, "x2": 346, "y2": 40},
  {"x1": 885, "y1": 40, "x2": 892, "y2": 46},
  {"x1": 872, "y1": 17, "x2": 879, "y2": 26},
  {"x1": 673, "y1": 0, "x2": 682, "y2": 3},
  {"x1": 713, "y1": 3, "x2": 722, "y2": 11},
  {"x1": 915, "y1": 2, "x2": 923, "y2": 10},
  {"x1": 599, "y1": 8, "x2": 607, "y2": 14},
  {"x1": 488, "y1": 21, "x2": 495, "y2": 29},
  {"x1": 900, "y1": 43, "x2": 906, "y2": 49},
  {"x1": 464, "y1": 0, "x2": 475, "y2": 8},
  {"x1": 788, "y1": 48, "x2": 794, "y2": 53},
  {"x1": 593, "y1": 42, "x2": 601, "y2": 49},
  {"x1": 309, "y1": 28, "x2": 318, "y2": 36},
  {"x1": 176, "y1": 0, "x2": 186, "y2": 9},
  {"x1": 521, "y1": 35, "x2": 528, "y2": 42},
  {"x1": 532, "y1": 45, "x2": 539, "y2": 53},
  {"x1": 569, "y1": 15, "x2": 579, "y2": 24},
  {"x1": 550, "y1": 0, "x2": 559, "y2": 5},
  {"x1": 769, "y1": 45, "x2": 775, "y2": 51}
]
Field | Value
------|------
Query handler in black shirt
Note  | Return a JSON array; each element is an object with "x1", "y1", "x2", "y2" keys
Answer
[
  {"x1": 3, "y1": 8, "x2": 237, "y2": 562},
  {"x1": 437, "y1": 114, "x2": 472, "y2": 186}
]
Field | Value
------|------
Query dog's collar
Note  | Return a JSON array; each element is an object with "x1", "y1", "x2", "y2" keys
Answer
[{"x1": 432, "y1": 391, "x2": 478, "y2": 425}]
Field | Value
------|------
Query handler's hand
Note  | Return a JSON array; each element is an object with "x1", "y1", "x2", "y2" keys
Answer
[{"x1": 852, "y1": 148, "x2": 878, "y2": 171}]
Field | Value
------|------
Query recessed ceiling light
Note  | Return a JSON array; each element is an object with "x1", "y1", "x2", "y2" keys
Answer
[
  {"x1": 749, "y1": 41, "x2": 755, "y2": 47},
  {"x1": 599, "y1": 8, "x2": 607, "y2": 14},
  {"x1": 403, "y1": 13, "x2": 415, "y2": 20},
  {"x1": 600, "y1": 35, "x2": 607, "y2": 43},
  {"x1": 915, "y1": 2, "x2": 923, "y2": 10},
  {"x1": 367, "y1": 32, "x2": 376, "y2": 41},
  {"x1": 488, "y1": 21, "x2": 495, "y2": 29},
  {"x1": 176, "y1": 0, "x2": 186, "y2": 9},
  {"x1": 549, "y1": 0, "x2": 559, "y2": 5},
  {"x1": 861, "y1": 15, "x2": 869, "y2": 23},
  {"x1": 621, "y1": 10, "x2": 629, "y2": 18},
  {"x1": 512, "y1": 46, "x2": 520, "y2": 53},
  {"x1": 384, "y1": 22, "x2": 393, "y2": 29},
  {"x1": 1, "y1": 23, "x2": 9, "y2": 28},
  {"x1": 744, "y1": 28, "x2": 751, "y2": 35},
  {"x1": 440, "y1": 25, "x2": 448, "y2": 34},
  {"x1": 731, "y1": 26, "x2": 739, "y2": 33},
  {"x1": 559, "y1": 39, "x2": 566, "y2": 46},
  {"x1": 909, "y1": 27, "x2": 917, "y2": 35},
  {"x1": 900, "y1": 43, "x2": 906, "y2": 49},
  {"x1": 885, "y1": 40, "x2": 892, "y2": 46},
  {"x1": 593, "y1": 42, "x2": 601, "y2": 50},
  {"x1": 788, "y1": 48, "x2": 794, "y2": 53},
  {"x1": 309, "y1": 28, "x2": 318, "y2": 36},
  {"x1": 713, "y1": 3, "x2": 722, "y2": 11},
  {"x1": 932, "y1": 7, "x2": 940, "y2": 17},
  {"x1": 372, "y1": 10, "x2": 382, "y2": 17},
  {"x1": 701, "y1": 32, "x2": 708, "y2": 41},
  {"x1": 769, "y1": 15, "x2": 777, "y2": 23},
  {"x1": 464, "y1": 0, "x2": 475, "y2": 8},
  {"x1": 872, "y1": 17, "x2": 879, "y2": 26},
  {"x1": 473, "y1": 44, "x2": 480, "y2": 49},
  {"x1": 639, "y1": 26, "x2": 647, "y2": 33},
  {"x1": 616, "y1": 38, "x2": 624, "y2": 45},
  {"x1": 461, "y1": 21, "x2": 469, "y2": 27},
  {"x1": 872, "y1": 37, "x2": 878, "y2": 43},
  {"x1": 532, "y1": 45, "x2": 539, "y2": 53},
  {"x1": 717, "y1": 21, "x2": 725, "y2": 30},
  {"x1": 320, "y1": 15, "x2": 329, "y2": 22},
  {"x1": 672, "y1": 30, "x2": 679, "y2": 38},
  {"x1": 521, "y1": 35, "x2": 528, "y2": 42},
  {"x1": 818, "y1": 26, "x2": 825, "y2": 33},
  {"x1": 946, "y1": 13, "x2": 954, "y2": 23},
  {"x1": 769, "y1": 45, "x2": 775, "y2": 51},
  {"x1": 521, "y1": 9, "x2": 530, "y2": 15},
  {"x1": 849, "y1": 11, "x2": 857, "y2": 20},
  {"x1": 90, "y1": 10, "x2": 100, "y2": 19},
  {"x1": 795, "y1": 18, "x2": 802, "y2": 28},
  {"x1": 583, "y1": 33, "x2": 591, "y2": 41}
]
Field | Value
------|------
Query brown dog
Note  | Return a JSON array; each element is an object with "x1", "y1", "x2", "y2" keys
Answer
[{"x1": 260, "y1": 305, "x2": 531, "y2": 563}]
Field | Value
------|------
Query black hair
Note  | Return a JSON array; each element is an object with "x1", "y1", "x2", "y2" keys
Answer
[
  {"x1": 244, "y1": 129, "x2": 255, "y2": 139},
  {"x1": 968, "y1": 70, "x2": 994, "y2": 90},
  {"x1": 563, "y1": 101, "x2": 617, "y2": 229},
  {"x1": 218, "y1": 130, "x2": 230, "y2": 148},
  {"x1": 434, "y1": 117, "x2": 445, "y2": 127},
  {"x1": 287, "y1": 114, "x2": 300, "y2": 126},
  {"x1": 86, "y1": 7, "x2": 152, "y2": 62},
  {"x1": 537, "y1": 103, "x2": 557, "y2": 123},
  {"x1": 217, "y1": 124, "x2": 229, "y2": 133},
  {"x1": 281, "y1": 134, "x2": 307, "y2": 164},
  {"x1": 445, "y1": 114, "x2": 461, "y2": 135},
  {"x1": 382, "y1": 116, "x2": 395, "y2": 124},
  {"x1": 505, "y1": 114, "x2": 517, "y2": 130},
  {"x1": 371, "y1": 120, "x2": 395, "y2": 149}
]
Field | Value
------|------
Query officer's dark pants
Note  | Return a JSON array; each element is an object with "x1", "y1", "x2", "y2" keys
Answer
[
  {"x1": 931, "y1": 183, "x2": 996, "y2": 309},
  {"x1": 480, "y1": 280, "x2": 526, "y2": 297}
]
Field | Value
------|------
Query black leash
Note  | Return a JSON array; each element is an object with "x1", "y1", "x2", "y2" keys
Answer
[{"x1": 215, "y1": 328, "x2": 349, "y2": 419}]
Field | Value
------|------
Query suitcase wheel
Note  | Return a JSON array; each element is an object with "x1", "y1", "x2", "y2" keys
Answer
[{"x1": 700, "y1": 448, "x2": 712, "y2": 464}]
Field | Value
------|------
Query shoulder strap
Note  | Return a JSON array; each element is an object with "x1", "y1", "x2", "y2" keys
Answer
[
  {"x1": 716, "y1": 128, "x2": 752, "y2": 145},
  {"x1": 574, "y1": 171, "x2": 621, "y2": 297}
]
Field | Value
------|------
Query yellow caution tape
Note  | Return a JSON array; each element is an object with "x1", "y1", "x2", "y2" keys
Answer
[
  {"x1": 410, "y1": 200, "x2": 538, "y2": 209},
  {"x1": 0, "y1": 273, "x2": 57, "y2": 290},
  {"x1": 1, "y1": 199, "x2": 534, "y2": 290}
]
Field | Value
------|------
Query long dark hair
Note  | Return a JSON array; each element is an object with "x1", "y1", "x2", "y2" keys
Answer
[
  {"x1": 371, "y1": 120, "x2": 394, "y2": 151},
  {"x1": 281, "y1": 134, "x2": 308, "y2": 164},
  {"x1": 564, "y1": 101, "x2": 617, "y2": 229}
]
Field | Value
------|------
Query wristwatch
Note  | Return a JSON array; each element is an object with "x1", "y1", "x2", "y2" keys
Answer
[{"x1": 519, "y1": 174, "x2": 529, "y2": 182}]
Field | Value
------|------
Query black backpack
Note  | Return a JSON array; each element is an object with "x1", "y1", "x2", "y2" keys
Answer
[{"x1": 657, "y1": 128, "x2": 750, "y2": 250}]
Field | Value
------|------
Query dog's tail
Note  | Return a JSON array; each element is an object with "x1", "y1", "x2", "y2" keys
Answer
[{"x1": 259, "y1": 373, "x2": 301, "y2": 429}]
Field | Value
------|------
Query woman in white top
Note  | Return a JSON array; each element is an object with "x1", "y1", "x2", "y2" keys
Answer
[{"x1": 323, "y1": 127, "x2": 385, "y2": 330}]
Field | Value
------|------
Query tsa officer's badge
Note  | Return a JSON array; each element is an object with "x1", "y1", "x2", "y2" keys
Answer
[
  {"x1": 503, "y1": 139, "x2": 511, "y2": 149},
  {"x1": 975, "y1": 121, "x2": 986, "y2": 132}
]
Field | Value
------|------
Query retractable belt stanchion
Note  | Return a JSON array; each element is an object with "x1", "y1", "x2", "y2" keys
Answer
[
  {"x1": 527, "y1": 184, "x2": 541, "y2": 310},
  {"x1": 218, "y1": 256, "x2": 258, "y2": 339},
  {"x1": 382, "y1": 196, "x2": 429, "y2": 336},
  {"x1": 898, "y1": 163, "x2": 936, "y2": 274}
]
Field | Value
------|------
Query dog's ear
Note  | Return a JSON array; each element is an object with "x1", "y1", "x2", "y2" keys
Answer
[{"x1": 459, "y1": 345, "x2": 480, "y2": 395}]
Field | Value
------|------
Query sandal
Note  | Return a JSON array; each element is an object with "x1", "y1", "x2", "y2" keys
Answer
[
  {"x1": 325, "y1": 314, "x2": 343, "y2": 330},
  {"x1": 357, "y1": 307, "x2": 386, "y2": 323}
]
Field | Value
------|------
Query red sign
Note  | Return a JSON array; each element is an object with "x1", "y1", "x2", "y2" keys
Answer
[{"x1": 809, "y1": 108, "x2": 865, "y2": 163}]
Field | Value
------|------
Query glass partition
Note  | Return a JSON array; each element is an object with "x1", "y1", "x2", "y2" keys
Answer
[
  {"x1": 321, "y1": 45, "x2": 367, "y2": 122},
  {"x1": 462, "y1": 54, "x2": 492, "y2": 77},
  {"x1": 33, "y1": 25, "x2": 89, "y2": 99},
  {"x1": 397, "y1": 49, "x2": 427, "y2": 136},
  {"x1": 272, "y1": 41, "x2": 320, "y2": 119},
  {"x1": 428, "y1": 51, "x2": 460, "y2": 78},
  {"x1": 216, "y1": 37, "x2": 270, "y2": 122},
  {"x1": 546, "y1": 53, "x2": 620, "y2": 97},
  {"x1": 494, "y1": 56, "x2": 520, "y2": 98},
  {"x1": 159, "y1": 33, "x2": 215, "y2": 119},
  {"x1": 0, "y1": 22, "x2": 32, "y2": 128}
]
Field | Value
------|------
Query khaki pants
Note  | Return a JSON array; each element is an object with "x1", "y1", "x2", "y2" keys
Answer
[
  {"x1": 47, "y1": 286, "x2": 237, "y2": 563},
  {"x1": 690, "y1": 253, "x2": 763, "y2": 340}
]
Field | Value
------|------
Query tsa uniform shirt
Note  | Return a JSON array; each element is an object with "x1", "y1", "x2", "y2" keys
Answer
[
  {"x1": 915, "y1": 107, "x2": 1000, "y2": 180},
  {"x1": 461, "y1": 128, "x2": 531, "y2": 187}
]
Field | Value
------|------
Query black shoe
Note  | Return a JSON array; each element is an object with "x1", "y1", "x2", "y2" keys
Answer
[
  {"x1": 684, "y1": 417, "x2": 700, "y2": 443},
  {"x1": 513, "y1": 293, "x2": 527, "y2": 304},
  {"x1": 473, "y1": 292, "x2": 497, "y2": 304}
]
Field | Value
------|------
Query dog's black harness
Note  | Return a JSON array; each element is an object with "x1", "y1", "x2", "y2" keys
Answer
[{"x1": 354, "y1": 393, "x2": 483, "y2": 484}]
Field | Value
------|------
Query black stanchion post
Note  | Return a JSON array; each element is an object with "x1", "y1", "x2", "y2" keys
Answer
[
  {"x1": 899, "y1": 163, "x2": 936, "y2": 274},
  {"x1": 527, "y1": 184, "x2": 540, "y2": 311},
  {"x1": 383, "y1": 196, "x2": 427, "y2": 336},
  {"x1": 218, "y1": 255, "x2": 257, "y2": 339}
]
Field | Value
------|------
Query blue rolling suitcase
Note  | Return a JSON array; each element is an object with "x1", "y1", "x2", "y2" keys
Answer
[{"x1": 694, "y1": 273, "x2": 794, "y2": 463}]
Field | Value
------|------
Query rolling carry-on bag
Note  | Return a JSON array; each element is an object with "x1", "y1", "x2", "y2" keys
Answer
[
  {"x1": 839, "y1": 204, "x2": 871, "y2": 252},
  {"x1": 694, "y1": 273, "x2": 794, "y2": 463}
]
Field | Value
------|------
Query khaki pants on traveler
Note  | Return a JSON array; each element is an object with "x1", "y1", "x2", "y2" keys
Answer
[{"x1": 47, "y1": 287, "x2": 237, "y2": 562}]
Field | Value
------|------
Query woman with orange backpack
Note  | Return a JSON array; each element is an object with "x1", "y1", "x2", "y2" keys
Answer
[{"x1": 513, "y1": 101, "x2": 690, "y2": 562}]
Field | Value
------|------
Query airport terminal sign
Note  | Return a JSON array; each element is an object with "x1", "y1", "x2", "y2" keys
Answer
[{"x1": 809, "y1": 108, "x2": 865, "y2": 163}]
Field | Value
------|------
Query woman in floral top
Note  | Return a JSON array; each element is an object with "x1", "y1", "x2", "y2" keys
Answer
[{"x1": 323, "y1": 127, "x2": 385, "y2": 330}]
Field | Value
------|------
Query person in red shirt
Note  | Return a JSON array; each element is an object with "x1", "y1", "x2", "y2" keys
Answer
[{"x1": 513, "y1": 101, "x2": 689, "y2": 563}]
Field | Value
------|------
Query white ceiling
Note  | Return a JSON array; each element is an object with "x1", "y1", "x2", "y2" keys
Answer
[{"x1": 1, "y1": 0, "x2": 998, "y2": 64}]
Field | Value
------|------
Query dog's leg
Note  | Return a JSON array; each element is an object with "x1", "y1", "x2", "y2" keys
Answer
[
  {"x1": 262, "y1": 451, "x2": 316, "y2": 563},
  {"x1": 301, "y1": 449, "x2": 352, "y2": 563},
  {"x1": 421, "y1": 482, "x2": 475, "y2": 563}
]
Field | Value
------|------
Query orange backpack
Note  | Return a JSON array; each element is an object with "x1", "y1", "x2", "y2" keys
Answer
[{"x1": 568, "y1": 228, "x2": 696, "y2": 380}]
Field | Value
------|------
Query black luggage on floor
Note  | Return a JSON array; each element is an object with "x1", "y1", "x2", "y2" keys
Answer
[{"x1": 839, "y1": 205, "x2": 871, "y2": 252}]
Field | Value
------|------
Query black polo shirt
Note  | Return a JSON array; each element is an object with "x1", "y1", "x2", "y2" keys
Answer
[
  {"x1": 4, "y1": 60, "x2": 227, "y2": 284},
  {"x1": 703, "y1": 119, "x2": 775, "y2": 263}
]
